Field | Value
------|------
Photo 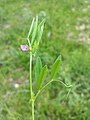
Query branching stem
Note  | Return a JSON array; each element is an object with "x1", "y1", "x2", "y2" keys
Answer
[{"x1": 34, "y1": 79, "x2": 72, "y2": 101}]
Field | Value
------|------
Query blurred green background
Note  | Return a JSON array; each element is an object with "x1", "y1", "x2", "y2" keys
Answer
[{"x1": 0, "y1": 0, "x2": 90, "y2": 120}]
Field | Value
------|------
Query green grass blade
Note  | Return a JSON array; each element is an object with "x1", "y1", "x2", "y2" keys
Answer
[
  {"x1": 36, "y1": 65, "x2": 48, "y2": 91},
  {"x1": 35, "y1": 57, "x2": 42, "y2": 81},
  {"x1": 51, "y1": 56, "x2": 61, "y2": 79}
]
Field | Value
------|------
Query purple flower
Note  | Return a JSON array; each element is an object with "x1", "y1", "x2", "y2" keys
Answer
[{"x1": 20, "y1": 45, "x2": 29, "y2": 52}]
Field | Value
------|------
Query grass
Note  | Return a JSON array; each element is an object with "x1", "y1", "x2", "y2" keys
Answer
[{"x1": 0, "y1": 0, "x2": 90, "y2": 120}]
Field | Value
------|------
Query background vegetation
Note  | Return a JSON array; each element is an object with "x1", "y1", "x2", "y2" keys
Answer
[{"x1": 0, "y1": 0, "x2": 90, "y2": 120}]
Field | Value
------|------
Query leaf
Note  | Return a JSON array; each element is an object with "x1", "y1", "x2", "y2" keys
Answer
[
  {"x1": 27, "y1": 18, "x2": 35, "y2": 39},
  {"x1": 33, "y1": 19, "x2": 45, "y2": 47},
  {"x1": 31, "y1": 16, "x2": 38, "y2": 45},
  {"x1": 37, "y1": 19, "x2": 45, "y2": 44},
  {"x1": 32, "y1": 19, "x2": 45, "y2": 54},
  {"x1": 36, "y1": 65, "x2": 48, "y2": 91},
  {"x1": 50, "y1": 56, "x2": 61, "y2": 79},
  {"x1": 35, "y1": 57, "x2": 42, "y2": 81}
]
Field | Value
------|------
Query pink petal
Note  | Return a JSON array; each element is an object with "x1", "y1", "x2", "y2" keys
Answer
[{"x1": 20, "y1": 45, "x2": 29, "y2": 51}]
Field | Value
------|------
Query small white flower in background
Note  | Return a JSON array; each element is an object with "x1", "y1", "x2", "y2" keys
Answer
[{"x1": 14, "y1": 83, "x2": 19, "y2": 88}]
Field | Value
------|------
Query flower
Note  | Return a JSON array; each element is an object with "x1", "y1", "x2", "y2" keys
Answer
[{"x1": 20, "y1": 45, "x2": 29, "y2": 52}]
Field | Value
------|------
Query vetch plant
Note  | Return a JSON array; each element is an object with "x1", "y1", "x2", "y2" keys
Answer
[{"x1": 20, "y1": 16, "x2": 72, "y2": 120}]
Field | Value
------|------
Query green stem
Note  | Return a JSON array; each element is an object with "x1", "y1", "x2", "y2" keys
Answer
[
  {"x1": 30, "y1": 52, "x2": 33, "y2": 98},
  {"x1": 30, "y1": 52, "x2": 35, "y2": 120},
  {"x1": 32, "y1": 100, "x2": 34, "y2": 120},
  {"x1": 34, "y1": 80, "x2": 72, "y2": 101},
  {"x1": 34, "y1": 80, "x2": 53, "y2": 101}
]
